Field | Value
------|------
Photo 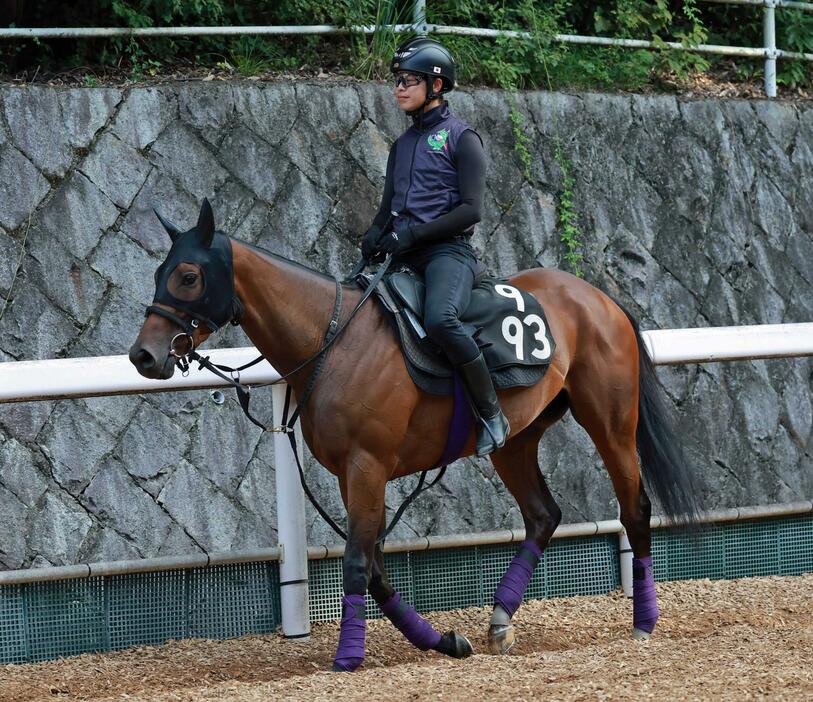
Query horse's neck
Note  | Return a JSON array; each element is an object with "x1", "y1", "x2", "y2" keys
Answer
[{"x1": 231, "y1": 240, "x2": 336, "y2": 382}]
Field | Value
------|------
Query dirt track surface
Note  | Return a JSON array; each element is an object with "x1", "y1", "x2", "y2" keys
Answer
[{"x1": 1, "y1": 575, "x2": 810, "y2": 702}]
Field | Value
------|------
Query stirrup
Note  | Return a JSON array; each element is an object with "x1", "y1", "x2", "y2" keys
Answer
[{"x1": 476, "y1": 411, "x2": 510, "y2": 456}]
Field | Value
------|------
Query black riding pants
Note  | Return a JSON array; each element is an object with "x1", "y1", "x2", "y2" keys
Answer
[{"x1": 417, "y1": 254, "x2": 480, "y2": 366}]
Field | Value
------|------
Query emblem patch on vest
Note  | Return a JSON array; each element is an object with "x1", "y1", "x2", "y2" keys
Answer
[{"x1": 427, "y1": 129, "x2": 449, "y2": 151}]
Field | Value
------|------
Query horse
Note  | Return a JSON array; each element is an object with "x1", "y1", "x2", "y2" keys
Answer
[{"x1": 129, "y1": 199, "x2": 698, "y2": 672}]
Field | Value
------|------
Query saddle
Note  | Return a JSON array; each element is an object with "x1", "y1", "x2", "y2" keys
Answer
[{"x1": 367, "y1": 267, "x2": 556, "y2": 396}]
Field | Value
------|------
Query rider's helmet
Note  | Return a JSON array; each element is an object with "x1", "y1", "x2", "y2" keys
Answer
[{"x1": 390, "y1": 37, "x2": 457, "y2": 99}]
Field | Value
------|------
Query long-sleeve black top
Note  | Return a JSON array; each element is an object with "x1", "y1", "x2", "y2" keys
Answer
[{"x1": 371, "y1": 129, "x2": 486, "y2": 244}]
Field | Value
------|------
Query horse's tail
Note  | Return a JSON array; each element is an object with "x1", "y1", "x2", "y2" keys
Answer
[{"x1": 621, "y1": 307, "x2": 701, "y2": 524}]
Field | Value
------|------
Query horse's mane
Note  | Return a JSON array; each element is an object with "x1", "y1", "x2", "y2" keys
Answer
[{"x1": 230, "y1": 234, "x2": 337, "y2": 284}]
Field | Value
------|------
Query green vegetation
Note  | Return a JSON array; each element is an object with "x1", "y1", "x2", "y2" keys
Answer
[
  {"x1": 554, "y1": 143, "x2": 584, "y2": 278},
  {"x1": 2, "y1": 1, "x2": 811, "y2": 90},
  {"x1": 507, "y1": 96, "x2": 533, "y2": 182}
]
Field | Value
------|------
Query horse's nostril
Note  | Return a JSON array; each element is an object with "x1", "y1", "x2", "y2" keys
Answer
[{"x1": 135, "y1": 348, "x2": 155, "y2": 369}]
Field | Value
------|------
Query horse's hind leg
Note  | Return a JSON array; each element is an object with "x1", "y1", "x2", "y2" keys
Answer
[
  {"x1": 595, "y1": 435, "x2": 658, "y2": 640},
  {"x1": 369, "y1": 542, "x2": 473, "y2": 658},
  {"x1": 487, "y1": 401, "x2": 566, "y2": 654},
  {"x1": 567, "y1": 371, "x2": 659, "y2": 639}
]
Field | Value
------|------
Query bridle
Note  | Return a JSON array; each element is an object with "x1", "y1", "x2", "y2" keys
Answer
[{"x1": 144, "y1": 301, "x2": 243, "y2": 374}]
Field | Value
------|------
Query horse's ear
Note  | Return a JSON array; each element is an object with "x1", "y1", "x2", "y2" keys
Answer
[
  {"x1": 197, "y1": 198, "x2": 215, "y2": 248},
  {"x1": 153, "y1": 209, "x2": 182, "y2": 242}
]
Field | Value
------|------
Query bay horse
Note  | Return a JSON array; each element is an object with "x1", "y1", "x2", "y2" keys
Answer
[{"x1": 129, "y1": 199, "x2": 698, "y2": 671}]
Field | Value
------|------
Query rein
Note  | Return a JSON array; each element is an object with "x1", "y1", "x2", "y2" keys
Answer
[
  {"x1": 180, "y1": 255, "x2": 389, "y2": 418},
  {"x1": 152, "y1": 254, "x2": 445, "y2": 543}
]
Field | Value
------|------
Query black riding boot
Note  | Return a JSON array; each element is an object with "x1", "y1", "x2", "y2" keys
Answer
[{"x1": 457, "y1": 353, "x2": 510, "y2": 456}]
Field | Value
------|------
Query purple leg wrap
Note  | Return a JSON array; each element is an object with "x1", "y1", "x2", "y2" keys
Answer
[
  {"x1": 333, "y1": 594, "x2": 366, "y2": 671},
  {"x1": 379, "y1": 591, "x2": 442, "y2": 651},
  {"x1": 493, "y1": 539, "x2": 542, "y2": 618},
  {"x1": 632, "y1": 556, "x2": 660, "y2": 633}
]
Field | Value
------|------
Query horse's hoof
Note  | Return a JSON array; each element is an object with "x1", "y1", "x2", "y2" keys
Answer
[
  {"x1": 631, "y1": 627, "x2": 652, "y2": 640},
  {"x1": 435, "y1": 630, "x2": 474, "y2": 659},
  {"x1": 487, "y1": 623, "x2": 516, "y2": 654},
  {"x1": 332, "y1": 657, "x2": 363, "y2": 672}
]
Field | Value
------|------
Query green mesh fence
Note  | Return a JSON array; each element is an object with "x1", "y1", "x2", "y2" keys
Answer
[
  {"x1": 187, "y1": 562, "x2": 279, "y2": 639},
  {"x1": 0, "y1": 562, "x2": 281, "y2": 665},
  {"x1": 652, "y1": 514, "x2": 813, "y2": 581},
  {"x1": 107, "y1": 570, "x2": 186, "y2": 650},
  {"x1": 308, "y1": 550, "x2": 417, "y2": 621},
  {"x1": 25, "y1": 578, "x2": 106, "y2": 662},
  {"x1": 0, "y1": 514, "x2": 810, "y2": 664},
  {"x1": 0, "y1": 585, "x2": 26, "y2": 664}
]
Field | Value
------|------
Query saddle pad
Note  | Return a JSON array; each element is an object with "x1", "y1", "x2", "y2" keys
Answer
[{"x1": 372, "y1": 278, "x2": 553, "y2": 397}]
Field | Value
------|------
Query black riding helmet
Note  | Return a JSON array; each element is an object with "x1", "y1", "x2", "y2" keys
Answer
[{"x1": 390, "y1": 37, "x2": 457, "y2": 101}]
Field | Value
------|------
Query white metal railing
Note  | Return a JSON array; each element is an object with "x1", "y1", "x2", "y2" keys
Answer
[
  {"x1": 2, "y1": 323, "x2": 812, "y2": 404},
  {"x1": 0, "y1": 347, "x2": 280, "y2": 403},
  {"x1": 1, "y1": 0, "x2": 811, "y2": 97},
  {"x1": 0, "y1": 322, "x2": 812, "y2": 635}
]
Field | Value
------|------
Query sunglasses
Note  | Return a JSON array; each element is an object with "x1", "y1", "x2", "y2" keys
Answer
[{"x1": 394, "y1": 74, "x2": 425, "y2": 88}]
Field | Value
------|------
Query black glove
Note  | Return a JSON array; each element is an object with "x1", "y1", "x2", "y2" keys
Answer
[
  {"x1": 378, "y1": 221, "x2": 416, "y2": 255},
  {"x1": 361, "y1": 225, "x2": 384, "y2": 260}
]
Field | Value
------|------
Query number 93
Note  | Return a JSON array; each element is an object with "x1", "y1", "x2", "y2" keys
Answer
[{"x1": 495, "y1": 284, "x2": 552, "y2": 362}]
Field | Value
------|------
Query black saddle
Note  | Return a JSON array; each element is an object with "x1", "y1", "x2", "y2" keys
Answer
[{"x1": 369, "y1": 267, "x2": 556, "y2": 396}]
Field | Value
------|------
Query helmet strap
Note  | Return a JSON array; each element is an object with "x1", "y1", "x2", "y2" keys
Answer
[
  {"x1": 407, "y1": 76, "x2": 444, "y2": 124},
  {"x1": 425, "y1": 74, "x2": 444, "y2": 102}
]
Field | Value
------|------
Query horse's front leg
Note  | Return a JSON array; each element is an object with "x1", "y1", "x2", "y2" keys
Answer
[
  {"x1": 332, "y1": 455, "x2": 387, "y2": 672},
  {"x1": 369, "y1": 532, "x2": 473, "y2": 659}
]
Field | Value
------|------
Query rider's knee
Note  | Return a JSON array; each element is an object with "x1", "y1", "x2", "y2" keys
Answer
[{"x1": 423, "y1": 309, "x2": 456, "y2": 342}]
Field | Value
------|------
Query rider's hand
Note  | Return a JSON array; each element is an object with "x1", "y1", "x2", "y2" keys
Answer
[
  {"x1": 378, "y1": 221, "x2": 415, "y2": 255},
  {"x1": 361, "y1": 225, "x2": 384, "y2": 260}
]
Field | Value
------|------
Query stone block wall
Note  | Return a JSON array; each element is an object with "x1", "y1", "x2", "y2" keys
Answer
[{"x1": 0, "y1": 81, "x2": 810, "y2": 569}]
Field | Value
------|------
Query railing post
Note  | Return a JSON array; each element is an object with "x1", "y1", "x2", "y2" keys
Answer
[
  {"x1": 414, "y1": 0, "x2": 427, "y2": 34},
  {"x1": 764, "y1": 0, "x2": 778, "y2": 98},
  {"x1": 619, "y1": 529, "x2": 633, "y2": 598},
  {"x1": 272, "y1": 384, "x2": 311, "y2": 640}
]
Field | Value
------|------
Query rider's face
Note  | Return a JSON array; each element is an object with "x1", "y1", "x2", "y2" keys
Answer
[{"x1": 394, "y1": 72, "x2": 428, "y2": 112}]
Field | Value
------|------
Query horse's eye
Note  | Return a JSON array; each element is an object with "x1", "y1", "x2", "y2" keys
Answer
[{"x1": 182, "y1": 272, "x2": 198, "y2": 286}]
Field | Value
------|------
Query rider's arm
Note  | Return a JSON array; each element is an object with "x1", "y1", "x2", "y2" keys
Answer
[
  {"x1": 370, "y1": 144, "x2": 397, "y2": 231},
  {"x1": 361, "y1": 145, "x2": 397, "y2": 257},
  {"x1": 407, "y1": 129, "x2": 486, "y2": 243}
]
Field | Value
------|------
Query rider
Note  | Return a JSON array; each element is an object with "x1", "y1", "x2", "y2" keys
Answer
[{"x1": 362, "y1": 37, "x2": 510, "y2": 456}]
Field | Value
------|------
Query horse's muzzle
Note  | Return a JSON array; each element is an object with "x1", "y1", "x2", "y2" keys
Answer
[{"x1": 128, "y1": 344, "x2": 176, "y2": 380}]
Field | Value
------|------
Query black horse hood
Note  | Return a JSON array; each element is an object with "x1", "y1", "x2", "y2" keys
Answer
[{"x1": 152, "y1": 199, "x2": 236, "y2": 332}]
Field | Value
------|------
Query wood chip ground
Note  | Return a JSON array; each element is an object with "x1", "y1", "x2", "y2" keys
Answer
[{"x1": 1, "y1": 574, "x2": 810, "y2": 701}]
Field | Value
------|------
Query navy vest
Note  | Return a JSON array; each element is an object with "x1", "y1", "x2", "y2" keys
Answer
[{"x1": 391, "y1": 104, "x2": 479, "y2": 236}]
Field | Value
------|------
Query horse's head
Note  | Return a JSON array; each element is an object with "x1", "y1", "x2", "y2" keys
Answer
[{"x1": 129, "y1": 198, "x2": 241, "y2": 379}]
